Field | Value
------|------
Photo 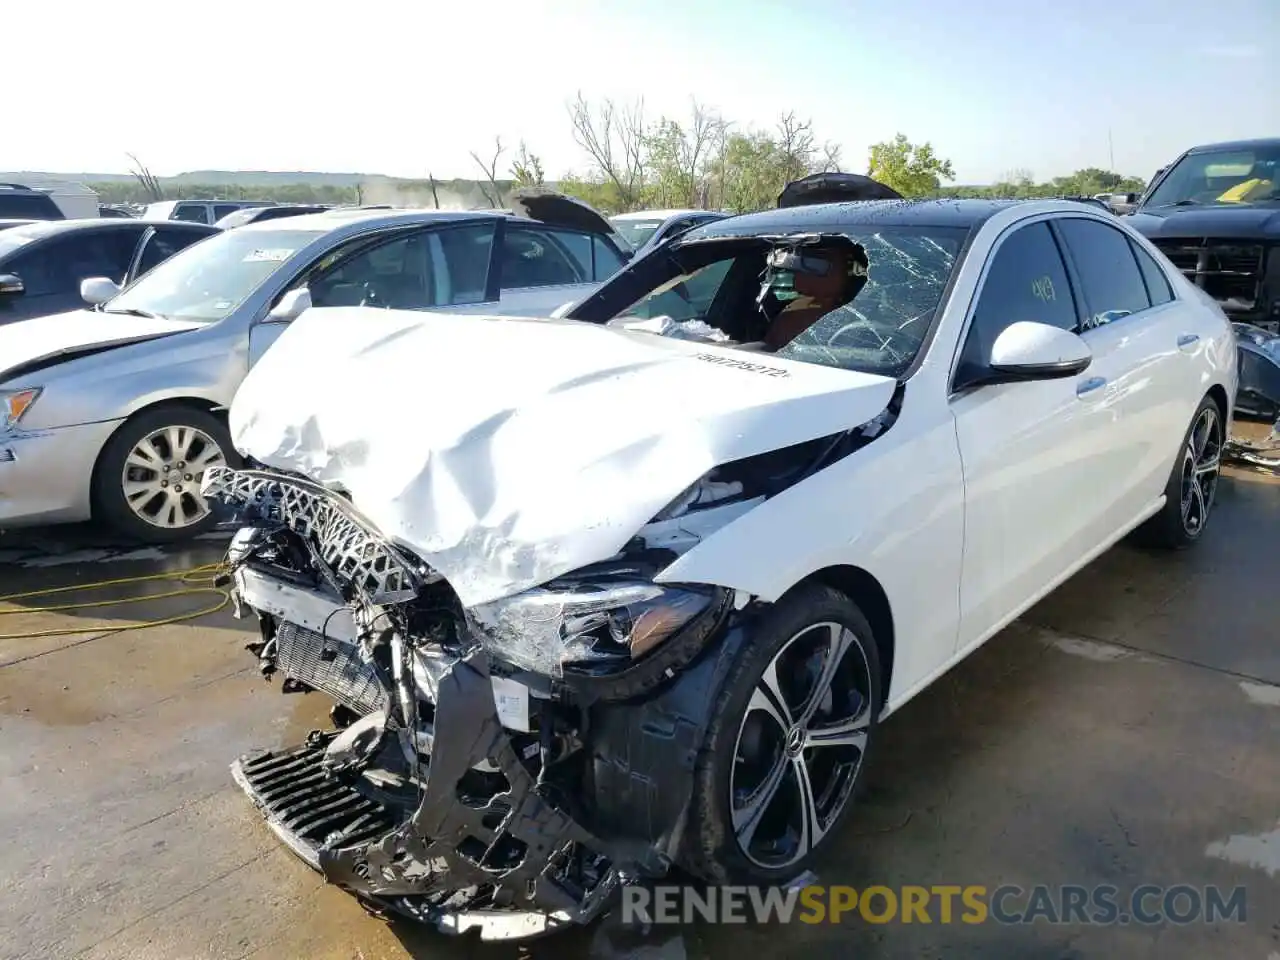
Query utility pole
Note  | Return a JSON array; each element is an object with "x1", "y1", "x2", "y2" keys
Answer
[{"x1": 1108, "y1": 128, "x2": 1115, "y2": 171}]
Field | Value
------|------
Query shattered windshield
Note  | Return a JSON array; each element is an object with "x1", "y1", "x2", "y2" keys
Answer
[
  {"x1": 106, "y1": 228, "x2": 324, "y2": 323},
  {"x1": 1144, "y1": 146, "x2": 1280, "y2": 207},
  {"x1": 611, "y1": 226, "x2": 967, "y2": 378}
]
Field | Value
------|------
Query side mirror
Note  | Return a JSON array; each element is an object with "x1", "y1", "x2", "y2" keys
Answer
[
  {"x1": 0, "y1": 273, "x2": 24, "y2": 297},
  {"x1": 266, "y1": 287, "x2": 312, "y2": 322},
  {"x1": 80, "y1": 276, "x2": 121, "y2": 306},
  {"x1": 988, "y1": 321, "x2": 1092, "y2": 381}
]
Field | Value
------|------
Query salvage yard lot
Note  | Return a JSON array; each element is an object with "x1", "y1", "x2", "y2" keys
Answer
[{"x1": 1, "y1": 465, "x2": 1277, "y2": 960}]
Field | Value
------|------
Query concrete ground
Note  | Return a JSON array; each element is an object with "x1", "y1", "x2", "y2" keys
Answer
[{"x1": 1, "y1": 466, "x2": 1277, "y2": 960}]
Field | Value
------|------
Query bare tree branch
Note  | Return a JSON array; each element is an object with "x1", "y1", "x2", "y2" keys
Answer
[
  {"x1": 568, "y1": 93, "x2": 647, "y2": 209},
  {"x1": 126, "y1": 152, "x2": 164, "y2": 202},
  {"x1": 469, "y1": 136, "x2": 506, "y2": 208}
]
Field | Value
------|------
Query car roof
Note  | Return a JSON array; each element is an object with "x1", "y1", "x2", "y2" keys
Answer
[
  {"x1": 611, "y1": 208, "x2": 712, "y2": 221},
  {"x1": 236, "y1": 207, "x2": 507, "y2": 234},
  {"x1": 0, "y1": 218, "x2": 203, "y2": 241},
  {"x1": 1185, "y1": 138, "x2": 1280, "y2": 154},
  {"x1": 684, "y1": 198, "x2": 1036, "y2": 239}
]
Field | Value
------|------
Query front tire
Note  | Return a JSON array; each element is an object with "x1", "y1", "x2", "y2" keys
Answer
[
  {"x1": 1139, "y1": 395, "x2": 1224, "y2": 549},
  {"x1": 93, "y1": 405, "x2": 238, "y2": 543},
  {"x1": 682, "y1": 583, "x2": 882, "y2": 884}
]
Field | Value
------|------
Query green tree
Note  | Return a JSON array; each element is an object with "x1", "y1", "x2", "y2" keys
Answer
[
  {"x1": 867, "y1": 134, "x2": 956, "y2": 197},
  {"x1": 510, "y1": 141, "x2": 546, "y2": 190}
]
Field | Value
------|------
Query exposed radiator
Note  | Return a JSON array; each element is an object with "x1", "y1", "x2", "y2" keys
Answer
[{"x1": 275, "y1": 620, "x2": 387, "y2": 716}]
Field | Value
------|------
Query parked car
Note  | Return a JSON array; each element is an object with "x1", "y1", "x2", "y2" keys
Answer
[
  {"x1": 610, "y1": 208, "x2": 728, "y2": 255},
  {"x1": 0, "y1": 219, "x2": 35, "y2": 232},
  {"x1": 0, "y1": 183, "x2": 65, "y2": 220},
  {"x1": 141, "y1": 199, "x2": 276, "y2": 225},
  {"x1": 0, "y1": 219, "x2": 218, "y2": 324},
  {"x1": 204, "y1": 198, "x2": 1235, "y2": 938},
  {"x1": 0, "y1": 200, "x2": 629, "y2": 541},
  {"x1": 1127, "y1": 138, "x2": 1280, "y2": 331},
  {"x1": 98, "y1": 205, "x2": 136, "y2": 219},
  {"x1": 215, "y1": 205, "x2": 330, "y2": 229},
  {"x1": 1233, "y1": 322, "x2": 1280, "y2": 420}
]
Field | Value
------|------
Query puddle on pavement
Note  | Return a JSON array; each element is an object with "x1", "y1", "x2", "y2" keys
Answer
[
  {"x1": 275, "y1": 689, "x2": 336, "y2": 748},
  {"x1": 1205, "y1": 820, "x2": 1280, "y2": 878}
]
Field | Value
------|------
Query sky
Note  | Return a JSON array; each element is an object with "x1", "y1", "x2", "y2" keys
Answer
[{"x1": 11, "y1": 0, "x2": 1280, "y2": 184}]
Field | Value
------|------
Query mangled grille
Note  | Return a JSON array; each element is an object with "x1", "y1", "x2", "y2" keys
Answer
[
  {"x1": 203, "y1": 465, "x2": 422, "y2": 603},
  {"x1": 1152, "y1": 238, "x2": 1267, "y2": 310},
  {"x1": 275, "y1": 620, "x2": 387, "y2": 716}
]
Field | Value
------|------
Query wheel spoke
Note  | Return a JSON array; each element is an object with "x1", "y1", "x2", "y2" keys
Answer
[
  {"x1": 126, "y1": 439, "x2": 165, "y2": 472},
  {"x1": 1183, "y1": 477, "x2": 1205, "y2": 529},
  {"x1": 123, "y1": 480, "x2": 161, "y2": 502},
  {"x1": 733, "y1": 756, "x2": 789, "y2": 850},
  {"x1": 796, "y1": 625, "x2": 854, "y2": 728},
  {"x1": 804, "y1": 708, "x2": 871, "y2": 751},
  {"x1": 1194, "y1": 455, "x2": 1220, "y2": 476},
  {"x1": 752, "y1": 661, "x2": 795, "y2": 731},
  {"x1": 165, "y1": 426, "x2": 192, "y2": 461},
  {"x1": 791, "y1": 756, "x2": 824, "y2": 861}
]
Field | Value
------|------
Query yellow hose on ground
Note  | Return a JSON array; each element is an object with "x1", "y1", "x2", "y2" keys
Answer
[{"x1": 0, "y1": 562, "x2": 232, "y2": 641}]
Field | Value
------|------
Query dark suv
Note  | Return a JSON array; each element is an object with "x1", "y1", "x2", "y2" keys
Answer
[
  {"x1": 1127, "y1": 138, "x2": 1280, "y2": 331},
  {"x1": 0, "y1": 183, "x2": 65, "y2": 220}
]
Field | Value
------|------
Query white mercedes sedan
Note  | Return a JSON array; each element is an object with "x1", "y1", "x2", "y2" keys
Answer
[{"x1": 203, "y1": 199, "x2": 1236, "y2": 938}]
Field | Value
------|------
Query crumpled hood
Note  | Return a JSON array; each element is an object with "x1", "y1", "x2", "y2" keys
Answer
[
  {"x1": 0, "y1": 309, "x2": 202, "y2": 384},
  {"x1": 1129, "y1": 205, "x2": 1280, "y2": 239},
  {"x1": 229, "y1": 307, "x2": 897, "y2": 606}
]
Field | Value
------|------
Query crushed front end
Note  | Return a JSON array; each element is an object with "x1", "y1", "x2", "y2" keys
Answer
[{"x1": 201, "y1": 464, "x2": 740, "y2": 939}]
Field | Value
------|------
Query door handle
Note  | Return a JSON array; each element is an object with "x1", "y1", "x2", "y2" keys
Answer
[
  {"x1": 1177, "y1": 333, "x2": 1200, "y2": 351},
  {"x1": 1076, "y1": 376, "x2": 1108, "y2": 398}
]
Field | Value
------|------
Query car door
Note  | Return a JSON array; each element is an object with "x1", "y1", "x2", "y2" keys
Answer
[
  {"x1": 0, "y1": 227, "x2": 143, "y2": 322},
  {"x1": 1051, "y1": 216, "x2": 1190, "y2": 530},
  {"x1": 950, "y1": 217, "x2": 1125, "y2": 653}
]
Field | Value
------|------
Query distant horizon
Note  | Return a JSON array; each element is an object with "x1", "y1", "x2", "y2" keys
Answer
[{"x1": 5, "y1": 165, "x2": 1152, "y2": 191}]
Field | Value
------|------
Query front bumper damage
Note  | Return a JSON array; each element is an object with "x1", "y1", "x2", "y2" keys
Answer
[{"x1": 203, "y1": 464, "x2": 739, "y2": 939}]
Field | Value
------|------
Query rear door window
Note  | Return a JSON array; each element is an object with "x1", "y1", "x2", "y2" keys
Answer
[
  {"x1": 433, "y1": 222, "x2": 496, "y2": 304},
  {"x1": 1054, "y1": 218, "x2": 1151, "y2": 329},
  {"x1": 213, "y1": 204, "x2": 240, "y2": 221},
  {"x1": 172, "y1": 203, "x2": 210, "y2": 224},
  {"x1": 593, "y1": 236, "x2": 627, "y2": 278},
  {"x1": 499, "y1": 225, "x2": 591, "y2": 289},
  {"x1": 1129, "y1": 239, "x2": 1175, "y2": 306}
]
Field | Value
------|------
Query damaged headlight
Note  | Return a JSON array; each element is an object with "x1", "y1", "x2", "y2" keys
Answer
[{"x1": 470, "y1": 572, "x2": 720, "y2": 677}]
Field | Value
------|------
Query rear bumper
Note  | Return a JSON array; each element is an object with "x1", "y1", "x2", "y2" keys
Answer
[{"x1": 0, "y1": 420, "x2": 121, "y2": 527}]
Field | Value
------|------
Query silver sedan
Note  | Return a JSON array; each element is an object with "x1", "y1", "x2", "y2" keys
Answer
[{"x1": 0, "y1": 204, "x2": 630, "y2": 541}]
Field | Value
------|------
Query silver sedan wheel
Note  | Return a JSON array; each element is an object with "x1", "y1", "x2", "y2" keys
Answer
[
  {"x1": 120, "y1": 424, "x2": 226, "y2": 529},
  {"x1": 729, "y1": 621, "x2": 873, "y2": 871},
  {"x1": 1180, "y1": 405, "x2": 1222, "y2": 538}
]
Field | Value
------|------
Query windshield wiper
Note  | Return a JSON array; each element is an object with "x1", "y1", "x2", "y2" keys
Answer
[{"x1": 103, "y1": 306, "x2": 162, "y2": 319}]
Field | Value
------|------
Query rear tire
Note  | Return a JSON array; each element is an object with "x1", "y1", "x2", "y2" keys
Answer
[
  {"x1": 681, "y1": 583, "x2": 882, "y2": 884},
  {"x1": 1138, "y1": 395, "x2": 1223, "y2": 549},
  {"x1": 93, "y1": 405, "x2": 238, "y2": 543}
]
